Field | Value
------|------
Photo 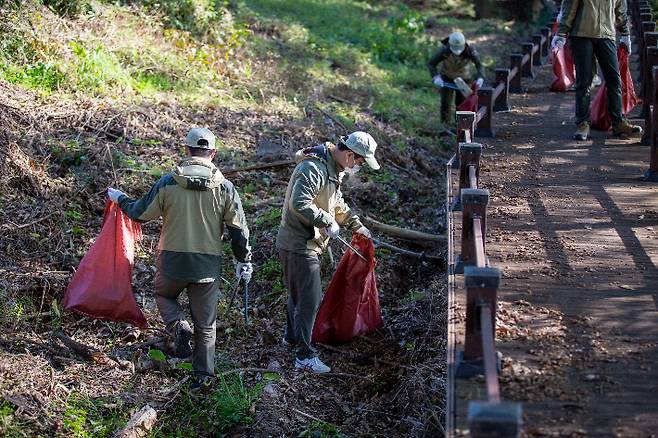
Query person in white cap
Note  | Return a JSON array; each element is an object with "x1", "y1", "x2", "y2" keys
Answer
[
  {"x1": 428, "y1": 31, "x2": 485, "y2": 125},
  {"x1": 107, "y1": 127, "x2": 252, "y2": 390},
  {"x1": 276, "y1": 131, "x2": 380, "y2": 373}
]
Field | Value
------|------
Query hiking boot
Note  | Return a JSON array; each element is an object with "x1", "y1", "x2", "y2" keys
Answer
[
  {"x1": 189, "y1": 375, "x2": 213, "y2": 392},
  {"x1": 573, "y1": 121, "x2": 590, "y2": 141},
  {"x1": 295, "y1": 357, "x2": 331, "y2": 374},
  {"x1": 170, "y1": 320, "x2": 193, "y2": 358},
  {"x1": 612, "y1": 119, "x2": 643, "y2": 137}
]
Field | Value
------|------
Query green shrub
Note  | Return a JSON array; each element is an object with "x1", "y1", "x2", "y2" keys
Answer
[{"x1": 43, "y1": 0, "x2": 90, "y2": 17}]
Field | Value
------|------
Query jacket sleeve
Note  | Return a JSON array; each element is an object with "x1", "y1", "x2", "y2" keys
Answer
[
  {"x1": 290, "y1": 161, "x2": 333, "y2": 229},
  {"x1": 428, "y1": 47, "x2": 448, "y2": 78},
  {"x1": 222, "y1": 182, "x2": 252, "y2": 263},
  {"x1": 334, "y1": 187, "x2": 362, "y2": 231},
  {"x1": 117, "y1": 175, "x2": 170, "y2": 222},
  {"x1": 557, "y1": 0, "x2": 580, "y2": 35},
  {"x1": 469, "y1": 46, "x2": 485, "y2": 79},
  {"x1": 615, "y1": 0, "x2": 630, "y2": 36}
]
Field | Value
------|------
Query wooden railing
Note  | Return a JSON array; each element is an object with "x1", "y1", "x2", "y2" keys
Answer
[
  {"x1": 445, "y1": 10, "x2": 560, "y2": 436},
  {"x1": 631, "y1": 0, "x2": 658, "y2": 181},
  {"x1": 446, "y1": 141, "x2": 522, "y2": 437}
]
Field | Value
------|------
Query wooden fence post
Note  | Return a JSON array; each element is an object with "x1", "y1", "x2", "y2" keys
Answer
[
  {"x1": 457, "y1": 265, "x2": 500, "y2": 375},
  {"x1": 521, "y1": 43, "x2": 534, "y2": 78},
  {"x1": 510, "y1": 54, "x2": 523, "y2": 93},
  {"x1": 532, "y1": 35, "x2": 542, "y2": 65},
  {"x1": 646, "y1": 65, "x2": 658, "y2": 181},
  {"x1": 475, "y1": 87, "x2": 494, "y2": 138},
  {"x1": 456, "y1": 188, "x2": 489, "y2": 274},
  {"x1": 494, "y1": 68, "x2": 511, "y2": 112},
  {"x1": 642, "y1": 47, "x2": 658, "y2": 145}
]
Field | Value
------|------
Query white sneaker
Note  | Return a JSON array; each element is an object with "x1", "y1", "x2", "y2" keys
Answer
[{"x1": 295, "y1": 357, "x2": 331, "y2": 374}]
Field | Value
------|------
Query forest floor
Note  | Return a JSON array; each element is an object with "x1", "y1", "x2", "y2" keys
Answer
[{"x1": 0, "y1": 1, "x2": 540, "y2": 436}]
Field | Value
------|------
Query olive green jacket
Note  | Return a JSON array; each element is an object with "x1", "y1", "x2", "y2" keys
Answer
[
  {"x1": 117, "y1": 157, "x2": 251, "y2": 282},
  {"x1": 557, "y1": 0, "x2": 629, "y2": 40},
  {"x1": 428, "y1": 38, "x2": 485, "y2": 81},
  {"x1": 276, "y1": 144, "x2": 363, "y2": 255}
]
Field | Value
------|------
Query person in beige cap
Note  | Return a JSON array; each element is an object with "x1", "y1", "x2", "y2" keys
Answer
[
  {"x1": 276, "y1": 131, "x2": 380, "y2": 373},
  {"x1": 107, "y1": 127, "x2": 252, "y2": 390}
]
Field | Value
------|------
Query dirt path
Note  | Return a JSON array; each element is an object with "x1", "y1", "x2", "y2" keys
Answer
[{"x1": 478, "y1": 65, "x2": 658, "y2": 435}]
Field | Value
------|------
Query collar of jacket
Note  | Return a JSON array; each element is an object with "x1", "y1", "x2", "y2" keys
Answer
[
  {"x1": 294, "y1": 143, "x2": 340, "y2": 184},
  {"x1": 173, "y1": 157, "x2": 224, "y2": 190}
]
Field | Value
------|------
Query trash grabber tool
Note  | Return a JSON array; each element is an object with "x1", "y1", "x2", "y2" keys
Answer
[
  {"x1": 335, "y1": 235, "x2": 367, "y2": 262},
  {"x1": 243, "y1": 282, "x2": 249, "y2": 326},
  {"x1": 225, "y1": 277, "x2": 241, "y2": 316}
]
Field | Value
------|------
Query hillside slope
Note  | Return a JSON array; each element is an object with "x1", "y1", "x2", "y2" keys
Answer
[{"x1": 0, "y1": 1, "x2": 526, "y2": 436}]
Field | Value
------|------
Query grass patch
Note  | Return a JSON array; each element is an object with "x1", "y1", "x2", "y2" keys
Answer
[
  {"x1": 61, "y1": 393, "x2": 131, "y2": 438},
  {"x1": 154, "y1": 372, "x2": 264, "y2": 436},
  {"x1": 0, "y1": 401, "x2": 28, "y2": 438}
]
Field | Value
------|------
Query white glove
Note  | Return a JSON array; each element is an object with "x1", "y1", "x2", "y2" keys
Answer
[
  {"x1": 475, "y1": 78, "x2": 484, "y2": 88},
  {"x1": 355, "y1": 226, "x2": 372, "y2": 239},
  {"x1": 236, "y1": 262, "x2": 253, "y2": 283},
  {"x1": 619, "y1": 35, "x2": 632, "y2": 55},
  {"x1": 551, "y1": 35, "x2": 566, "y2": 50},
  {"x1": 107, "y1": 187, "x2": 126, "y2": 203},
  {"x1": 432, "y1": 75, "x2": 444, "y2": 88},
  {"x1": 325, "y1": 220, "x2": 340, "y2": 239}
]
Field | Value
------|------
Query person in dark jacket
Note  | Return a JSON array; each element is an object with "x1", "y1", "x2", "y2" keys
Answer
[
  {"x1": 552, "y1": 0, "x2": 642, "y2": 140},
  {"x1": 428, "y1": 31, "x2": 485, "y2": 125},
  {"x1": 107, "y1": 127, "x2": 252, "y2": 389}
]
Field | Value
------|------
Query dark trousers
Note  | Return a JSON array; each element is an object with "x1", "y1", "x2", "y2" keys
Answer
[
  {"x1": 570, "y1": 37, "x2": 622, "y2": 125},
  {"x1": 155, "y1": 272, "x2": 220, "y2": 377},
  {"x1": 278, "y1": 249, "x2": 322, "y2": 360},
  {"x1": 440, "y1": 78, "x2": 466, "y2": 123}
]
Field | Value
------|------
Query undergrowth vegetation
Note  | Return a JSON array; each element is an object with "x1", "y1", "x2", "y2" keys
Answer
[{"x1": 0, "y1": 0, "x2": 526, "y2": 435}]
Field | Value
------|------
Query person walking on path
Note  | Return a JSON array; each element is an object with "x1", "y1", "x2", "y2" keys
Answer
[
  {"x1": 107, "y1": 127, "x2": 253, "y2": 389},
  {"x1": 428, "y1": 31, "x2": 485, "y2": 127},
  {"x1": 552, "y1": 0, "x2": 642, "y2": 140},
  {"x1": 276, "y1": 131, "x2": 380, "y2": 374}
]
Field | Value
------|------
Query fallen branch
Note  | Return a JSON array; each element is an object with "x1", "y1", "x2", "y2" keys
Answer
[
  {"x1": 363, "y1": 216, "x2": 446, "y2": 243},
  {"x1": 111, "y1": 405, "x2": 157, "y2": 438},
  {"x1": 222, "y1": 159, "x2": 294, "y2": 175},
  {"x1": 315, "y1": 105, "x2": 348, "y2": 131},
  {"x1": 0, "y1": 213, "x2": 54, "y2": 230},
  {"x1": 373, "y1": 238, "x2": 445, "y2": 266},
  {"x1": 53, "y1": 330, "x2": 109, "y2": 364}
]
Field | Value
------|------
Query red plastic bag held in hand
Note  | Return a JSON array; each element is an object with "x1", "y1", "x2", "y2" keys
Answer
[
  {"x1": 62, "y1": 201, "x2": 147, "y2": 328},
  {"x1": 312, "y1": 235, "x2": 383, "y2": 344},
  {"x1": 550, "y1": 46, "x2": 576, "y2": 92},
  {"x1": 457, "y1": 83, "x2": 480, "y2": 113},
  {"x1": 591, "y1": 45, "x2": 641, "y2": 130}
]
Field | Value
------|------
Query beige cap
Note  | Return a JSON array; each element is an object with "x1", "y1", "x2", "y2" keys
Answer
[
  {"x1": 339, "y1": 131, "x2": 380, "y2": 170},
  {"x1": 185, "y1": 127, "x2": 216, "y2": 149}
]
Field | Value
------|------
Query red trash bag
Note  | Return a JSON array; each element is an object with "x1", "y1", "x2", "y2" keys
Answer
[
  {"x1": 550, "y1": 46, "x2": 576, "y2": 91},
  {"x1": 62, "y1": 201, "x2": 147, "y2": 328},
  {"x1": 457, "y1": 83, "x2": 479, "y2": 112},
  {"x1": 591, "y1": 45, "x2": 641, "y2": 130},
  {"x1": 312, "y1": 234, "x2": 383, "y2": 344}
]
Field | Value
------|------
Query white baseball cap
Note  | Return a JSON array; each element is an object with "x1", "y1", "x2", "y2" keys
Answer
[{"x1": 339, "y1": 131, "x2": 380, "y2": 170}]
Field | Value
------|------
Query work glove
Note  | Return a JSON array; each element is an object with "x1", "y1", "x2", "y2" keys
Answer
[
  {"x1": 107, "y1": 187, "x2": 126, "y2": 203},
  {"x1": 355, "y1": 226, "x2": 372, "y2": 239},
  {"x1": 619, "y1": 35, "x2": 632, "y2": 55},
  {"x1": 432, "y1": 75, "x2": 444, "y2": 88},
  {"x1": 475, "y1": 78, "x2": 484, "y2": 88},
  {"x1": 325, "y1": 220, "x2": 340, "y2": 239},
  {"x1": 551, "y1": 35, "x2": 566, "y2": 51},
  {"x1": 236, "y1": 262, "x2": 253, "y2": 283}
]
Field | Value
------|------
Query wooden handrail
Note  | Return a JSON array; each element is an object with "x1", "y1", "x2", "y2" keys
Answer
[
  {"x1": 480, "y1": 303, "x2": 501, "y2": 403},
  {"x1": 468, "y1": 165, "x2": 477, "y2": 189},
  {"x1": 473, "y1": 216, "x2": 485, "y2": 268}
]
